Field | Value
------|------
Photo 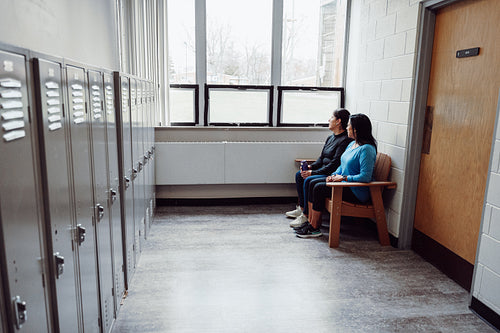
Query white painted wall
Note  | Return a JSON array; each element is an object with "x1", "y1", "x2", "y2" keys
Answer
[
  {"x1": 345, "y1": 0, "x2": 420, "y2": 237},
  {"x1": 472, "y1": 91, "x2": 500, "y2": 315}
]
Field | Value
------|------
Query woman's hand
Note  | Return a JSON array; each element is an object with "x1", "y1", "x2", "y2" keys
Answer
[
  {"x1": 301, "y1": 170, "x2": 312, "y2": 179},
  {"x1": 330, "y1": 174, "x2": 344, "y2": 182}
]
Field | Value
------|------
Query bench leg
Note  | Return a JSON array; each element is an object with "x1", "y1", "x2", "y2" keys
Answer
[
  {"x1": 369, "y1": 187, "x2": 390, "y2": 246},
  {"x1": 328, "y1": 187, "x2": 343, "y2": 248}
]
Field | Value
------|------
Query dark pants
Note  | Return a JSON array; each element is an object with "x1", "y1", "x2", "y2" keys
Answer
[
  {"x1": 308, "y1": 178, "x2": 362, "y2": 212},
  {"x1": 295, "y1": 171, "x2": 326, "y2": 215}
]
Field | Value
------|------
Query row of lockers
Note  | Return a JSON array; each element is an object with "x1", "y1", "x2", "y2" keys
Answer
[{"x1": 0, "y1": 43, "x2": 156, "y2": 333}]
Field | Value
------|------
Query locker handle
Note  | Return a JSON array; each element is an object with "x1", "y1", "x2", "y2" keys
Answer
[
  {"x1": 54, "y1": 253, "x2": 65, "y2": 278},
  {"x1": 96, "y1": 204, "x2": 105, "y2": 221},
  {"x1": 132, "y1": 168, "x2": 138, "y2": 179},
  {"x1": 76, "y1": 224, "x2": 86, "y2": 246},
  {"x1": 12, "y1": 296, "x2": 27, "y2": 329},
  {"x1": 124, "y1": 176, "x2": 130, "y2": 188},
  {"x1": 110, "y1": 189, "x2": 117, "y2": 203}
]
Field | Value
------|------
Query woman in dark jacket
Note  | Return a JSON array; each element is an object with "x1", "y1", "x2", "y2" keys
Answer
[{"x1": 286, "y1": 108, "x2": 352, "y2": 228}]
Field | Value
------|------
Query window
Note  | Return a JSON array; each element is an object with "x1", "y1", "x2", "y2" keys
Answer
[
  {"x1": 169, "y1": 85, "x2": 199, "y2": 125},
  {"x1": 206, "y1": 0, "x2": 273, "y2": 85},
  {"x1": 167, "y1": 0, "x2": 196, "y2": 84},
  {"x1": 282, "y1": 0, "x2": 348, "y2": 87},
  {"x1": 206, "y1": 85, "x2": 272, "y2": 125},
  {"x1": 165, "y1": 0, "x2": 349, "y2": 126},
  {"x1": 277, "y1": 87, "x2": 344, "y2": 126}
]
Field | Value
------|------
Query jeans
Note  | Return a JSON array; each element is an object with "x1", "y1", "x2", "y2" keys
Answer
[{"x1": 295, "y1": 171, "x2": 326, "y2": 215}]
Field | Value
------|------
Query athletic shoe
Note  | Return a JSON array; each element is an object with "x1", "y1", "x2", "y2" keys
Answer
[
  {"x1": 289, "y1": 213, "x2": 308, "y2": 228},
  {"x1": 285, "y1": 205, "x2": 302, "y2": 218},
  {"x1": 294, "y1": 222, "x2": 311, "y2": 232},
  {"x1": 296, "y1": 224, "x2": 322, "y2": 238}
]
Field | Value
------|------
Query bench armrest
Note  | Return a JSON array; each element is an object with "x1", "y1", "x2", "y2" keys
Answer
[{"x1": 326, "y1": 181, "x2": 397, "y2": 190}]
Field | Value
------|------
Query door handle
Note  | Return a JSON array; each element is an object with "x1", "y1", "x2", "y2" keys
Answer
[
  {"x1": 110, "y1": 188, "x2": 117, "y2": 203},
  {"x1": 76, "y1": 224, "x2": 86, "y2": 246},
  {"x1": 54, "y1": 252, "x2": 65, "y2": 278},
  {"x1": 96, "y1": 204, "x2": 105, "y2": 222},
  {"x1": 12, "y1": 296, "x2": 27, "y2": 329}
]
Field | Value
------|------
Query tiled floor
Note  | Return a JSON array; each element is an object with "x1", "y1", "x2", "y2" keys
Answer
[{"x1": 111, "y1": 204, "x2": 496, "y2": 333}]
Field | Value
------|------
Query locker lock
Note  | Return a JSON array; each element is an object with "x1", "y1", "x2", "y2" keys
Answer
[
  {"x1": 138, "y1": 161, "x2": 143, "y2": 172},
  {"x1": 132, "y1": 168, "x2": 138, "y2": 179},
  {"x1": 110, "y1": 189, "x2": 117, "y2": 203},
  {"x1": 96, "y1": 204, "x2": 105, "y2": 222},
  {"x1": 124, "y1": 176, "x2": 130, "y2": 189},
  {"x1": 76, "y1": 224, "x2": 86, "y2": 246},
  {"x1": 54, "y1": 253, "x2": 65, "y2": 279},
  {"x1": 12, "y1": 296, "x2": 27, "y2": 329}
]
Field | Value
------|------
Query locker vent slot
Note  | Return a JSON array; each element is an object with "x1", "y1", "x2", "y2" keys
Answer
[
  {"x1": 0, "y1": 75, "x2": 26, "y2": 142},
  {"x1": 45, "y1": 80, "x2": 62, "y2": 131}
]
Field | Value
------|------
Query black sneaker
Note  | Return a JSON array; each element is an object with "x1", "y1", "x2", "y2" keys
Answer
[
  {"x1": 293, "y1": 222, "x2": 311, "y2": 232},
  {"x1": 296, "y1": 224, "x2": 322, "y2": 238}
]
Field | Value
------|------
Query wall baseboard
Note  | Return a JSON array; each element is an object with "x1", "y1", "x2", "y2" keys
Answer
[
  {"x1": 470, "y1": 297, "x2": 500, "y2": 331},
  {"x1": 412, "y1": 229, "x2": 474, "y2": 291},
  {"x1": 157, "y1": 197, "x2": 297, "y2": 206}
]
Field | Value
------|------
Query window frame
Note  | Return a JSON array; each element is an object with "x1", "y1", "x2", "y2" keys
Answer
[
  {"x1": 276, "y1": 86, "x2": 345, "y2": 127},
  {"x1": 169, "y1": 84, "x2": 200, "y2": 126},
  {"x1": 165, "y1": 0, "x2": 351, "y2": 127},
  {"x1": 204, "y1": 84, "x2": 273, "y2": 126}
]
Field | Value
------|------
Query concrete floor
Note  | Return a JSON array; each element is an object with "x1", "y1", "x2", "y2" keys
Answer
[{"x1": 111, "y1": 204, "x2": 496, "y2": 333}]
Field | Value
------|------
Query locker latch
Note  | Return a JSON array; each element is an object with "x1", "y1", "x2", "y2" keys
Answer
[
  {"x1": 132, "y1": 168, "x2": 138, "y2": 179},
  {"x1": 76, "y1": 224, "x2": 86, "y2": 245},
  {"x1": 54, "y1": 253, "x2": 65, "y2": 278},
  {"x1": 110, "y1": 189, "x2": 117, "y2": 203},
  {"x1": 124, "y1": 176, "x2": 130, "y2": 189},
  {"x1": 12, "y1": 296, "x2": 27, "y2": 329},
  {"x1": 138, "y1": 161, "x2": 143, "y2": 172},
  {"x1": 96, "y1": 204, "x2": 105, "y2": 222}
]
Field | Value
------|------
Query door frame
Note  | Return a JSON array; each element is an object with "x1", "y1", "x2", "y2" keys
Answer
[{"x1": 399, "y1": 0, "x2": 474, "y2": 249}]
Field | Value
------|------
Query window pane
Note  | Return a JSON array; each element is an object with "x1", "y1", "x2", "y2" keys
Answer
[
  {"x1": 282, "y1": 0, "x2": 348, "y2": 87},
  {"x1": 209, "y1": 90, "x2": 270, "y2": 124},
  {"x1": 206, "y1": 0, "x2": 272, "y2": 85},
  {"x1": 167, "y1": 0, "x2": 196, "y2": 84},
  {"x1": 169, "y1": 88, "x2": 196, "y2": 123},
  {"x1": 281, "y1": 90, "x2": 341, "y2": 124}
]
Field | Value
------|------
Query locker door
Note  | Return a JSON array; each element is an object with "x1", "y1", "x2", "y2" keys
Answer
[
  {"x1": 0, "y1": 50, "x2": 50, "y2": 332},
  {"x1": 103, "y1": 72, "x2": 125, "y2": 315},
  {"x1": 66, "y1": 65, "x2": 100, "y2": 333},
  {"x1": 140, "y1": 80, "x2": 149, "y2": 238},
  {"x1": 115, "y1": 74, "x2": 135, "y2": 288},
  {"x1": 32, "y1": 57, "x2": 79, "y2": 332},
  {"x1": 88, "y1": 69, "x2": 114, "y2": 333},
  {"x1": 130, "y1": 78, "x2": 142, "y2": 261},
  {"x1": 135, "y1": 81, "x2": 146, "y2": 242}
]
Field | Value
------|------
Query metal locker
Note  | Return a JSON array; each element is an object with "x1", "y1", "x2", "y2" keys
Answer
[
  {"x1": 103, "y1": 71, "x2": 125, "y2": 315},
  {"x1": 65, "y1": 64, "x2": 100, "y2": 333},
  {"x1": 114, "y1": 73, "x2": 135, "y2": 288},
  {"x1": 32, "y1": 56, "x2": 80, "y2": 332},
  {"x1": 135, "y1": 80, "x2": 146, "y2": 242},
  {"x1": 87, "y1": 69, "x2": 114, "y2": 333},
  {"x1": 0, "y1": 48, "x2": 50, "y2": 332},
  {"x1": 139, "y1": 80, "x2": 149, "y2": 239},
  {"x1": 129, "y1": 78, "x2": 142, "y2": 262}
]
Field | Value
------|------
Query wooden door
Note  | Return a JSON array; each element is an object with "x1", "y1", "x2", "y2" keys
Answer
[{"x1": 414, "y1": 0, "x2": 500, "y2": 264}]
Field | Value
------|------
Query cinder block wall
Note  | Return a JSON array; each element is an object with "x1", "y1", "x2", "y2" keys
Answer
[
  {"x1": 473, "y1": 94, "x2": 500, "y2": 314},
  {"x1": 345, "y1": 0, "x2": 419, "y2": 237}
]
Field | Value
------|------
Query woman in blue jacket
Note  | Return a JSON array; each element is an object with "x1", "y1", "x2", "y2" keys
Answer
[{"x1": 295, "y1": 113, "x2": 377, "y2": 238}]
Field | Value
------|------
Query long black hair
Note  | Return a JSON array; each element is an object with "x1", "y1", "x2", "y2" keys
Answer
[
  {"x1": 350, "y1": 113, "x2": 377, "y2": 152},
  {"x1": 333, "y1": 108, "x2": 350, "y2": 131}
]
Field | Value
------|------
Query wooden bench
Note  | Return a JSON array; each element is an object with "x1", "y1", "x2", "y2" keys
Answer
[{"x1": 325, "y1": 153, "x2": 396, "y2": 248}]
